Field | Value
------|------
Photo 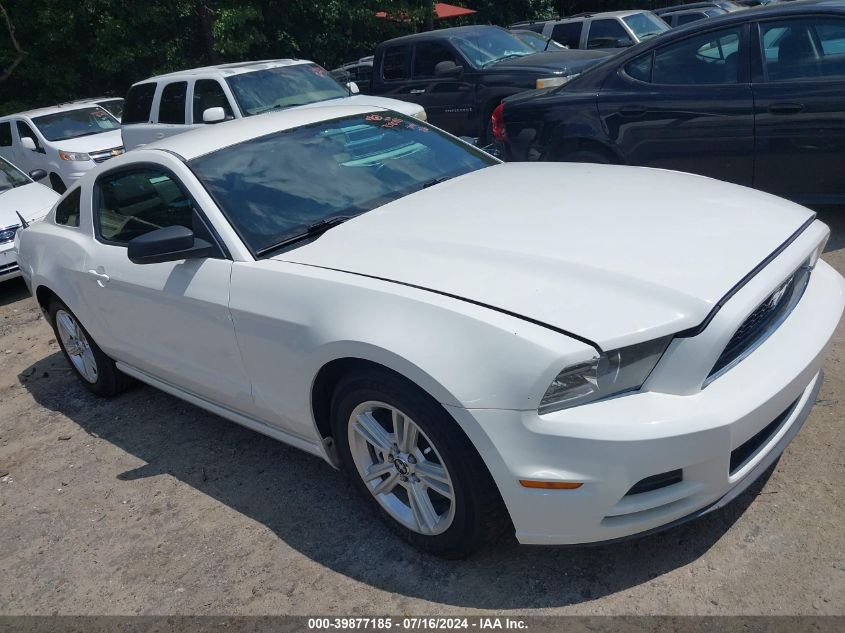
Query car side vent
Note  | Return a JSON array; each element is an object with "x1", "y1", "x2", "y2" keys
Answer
[{"x1": 625, "y1": 469, "x2": 683, "y2": 496}]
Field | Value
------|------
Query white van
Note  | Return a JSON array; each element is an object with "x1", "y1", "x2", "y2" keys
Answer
[
  {"x1": 121, "y1": 59, "x2": 427, "y2": 151},
  {"x1": 0, "y1": 103, "x2": 123, "y2": 193}
]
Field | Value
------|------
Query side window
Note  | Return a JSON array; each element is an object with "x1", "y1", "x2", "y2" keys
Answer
[
  {"x1": 677, "y1": 13, "x2": 706, "y2": 27},
  {"x1": 625, "y1": 52, "x2": 654, "y2": 82},
  {"x1": 96, "y1": 168, "x2": 194, "y2": 244},
  {"x1": 356, "y1": 65, "x2": 373, "y2": 84},
  {"x1": 761, "y1": 18, "x2": 845, "y2": 81},
  {"x1": 0, "y1": 121, "x2": 11, "y2": 146},
  {"x1": 158, "y1": 81, "x2": 188, "y2": 125},
  {"x1": 652, "y1": 28, "x2": 742, "y2": 84},
  {"x1": 413, "y1": 41, "x2": 459, "y2": 78},
  {"x1": 16, "y1": 121, "x2": 40, "y2": 149},
  {"x1": 192, "y1": 79, "x2": 234, "y2": 123},
  {"x1": 55, "y1": 188, "x2": 81, "y2": 227},
  {"x1": 587, "y1": 20, "x2": 631, "y2": 49},
  {"x1": 122, "y1": 83, "x2": 157, "y2": 125},
  {"x1": 552, "y1": 22, "x2": 583, "y2": 49},
  {"x1": 382, "y1": 46, "x2": 409, "y2": 80}
]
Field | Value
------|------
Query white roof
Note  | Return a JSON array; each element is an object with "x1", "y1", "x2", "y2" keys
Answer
[
  {"x1": 0, "y1": 101, "x2": 110, "y2": 121},
  {"x1": 149, "y1": 103, "x2": 385, "y2": 161},
  {"x1": 135, "y1": 59, "x2": 314, "y2": 85}
]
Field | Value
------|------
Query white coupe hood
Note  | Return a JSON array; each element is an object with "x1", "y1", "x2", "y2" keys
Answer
[
  {"x1": 278, "y1": 163, "x2": 814, "y2": 349},
  {"x1": 0, "y1": 182, "x2": 59, "y2": 226}
]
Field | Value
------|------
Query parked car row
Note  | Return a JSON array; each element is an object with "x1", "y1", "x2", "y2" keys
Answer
[{"x1": 495, "y1": 0, "x2": 845, "y2": 206}]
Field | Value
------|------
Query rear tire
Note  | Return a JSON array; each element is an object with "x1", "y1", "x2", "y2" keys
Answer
[
  {"x1": 331, "y1": 368, "x2": 510, "y2": 558},
  {"x1": 48, "y1": 298, "x2": 131, "y2": 397},
  {"x1": 49, "y1": 173, "x2": 67, "y2": 194}
]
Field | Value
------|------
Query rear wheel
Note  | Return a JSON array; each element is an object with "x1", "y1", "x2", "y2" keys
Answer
[
  {"x1": 49, "y1": 299, "x2": 131, "y2": 397},
  {"x1": 331, "y1": 369, "x2": 510, "y2": 558},
  {"x1": 49, "y1": 173, "x2": 66, "y2": 193}
]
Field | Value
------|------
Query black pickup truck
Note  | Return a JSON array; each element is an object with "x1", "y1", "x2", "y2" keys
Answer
[{"x1": 369, "y1": 25, "x2": 610, "y2": 144}]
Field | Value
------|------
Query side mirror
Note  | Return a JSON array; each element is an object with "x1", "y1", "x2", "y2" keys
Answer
[
  {"x1": 346, "y1": 81, "x2": 360, "y2": 95},
  {"x1": 21, "y1": 136, "x2": 37, "y2": 151},
  {"x1": 202, "y1": 107, "x2": 227, "y2": 123},
  {"x1": 435, "y1": 60, "x2": 463, "y2": 78},
  {"x1": 127, "y1": 225, "x2": 213, "y2": 265},
  {"x1": 28, "y1": 169, "x2": 47, "y2": 181}
]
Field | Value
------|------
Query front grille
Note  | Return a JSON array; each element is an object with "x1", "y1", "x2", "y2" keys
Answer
[
  {"x1": 625, "y1": 469, "x2": 683, "y2": 496},
  {"x1": 0, "y1": 224, "x2": 20, "y2": 245},
  {"x1": 708, "y1": 265, "x2": 809, "y2": 379},
  {"x1": 0, "y1": 261, "x2": 20, "y2": 275},
  {"x1": 729, "y1": 399, "x2": 797, "y2": 474},
  {"x1": 90, "y1": 146, "x2": 124, "y2": 164}
]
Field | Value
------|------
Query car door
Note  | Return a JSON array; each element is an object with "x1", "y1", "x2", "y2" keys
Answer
[
  {"x1": 0, "y1": 121, "x2": 14, "y2": 165},
  {"x1": 77, "y1": 161, "x2": 252, "y2": 412},
  {"x1": 12, "y1": 120, "x2": 45, "y2": 173},
  {"x1": 597, "y1": 25, "x2": 755, "y2": 185},
  {"x1": 120, "y1": 82, "x2": 158, "y2": 150},
  {"x1": 189, "y1": 78, "x2": 236, "y2": 128},
  {"x1": 150, "y1": 80, "x2": 190, "y2": 143},
  {"x1": 752, "y1": 16, "x2": 845, "y2": 203},
  {"x1": 405, "y1": 40, "x2": 476, "y2": 134}
]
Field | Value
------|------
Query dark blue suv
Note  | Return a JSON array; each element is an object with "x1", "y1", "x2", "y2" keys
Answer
[{"x1": 496, "y1": 0, "x2": 845, "y2": 205}]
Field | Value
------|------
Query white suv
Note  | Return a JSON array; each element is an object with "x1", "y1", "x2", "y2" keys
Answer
[
  {"x1": 121, "y1": 59, "x2": 427, "y2": 150},
  {"x1": 0, "y1": 104, "x2": 124, "y2": 193}
]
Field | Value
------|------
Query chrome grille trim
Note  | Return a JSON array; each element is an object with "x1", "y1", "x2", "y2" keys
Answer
[
  {"x1": 90, "y1": 146, "x2": 124, "y2": 164},
  {"x1": 704, "y1": 262, "x2": 812, "y2": 386}
]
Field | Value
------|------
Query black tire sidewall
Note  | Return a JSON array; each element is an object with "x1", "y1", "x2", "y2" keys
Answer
[
  {"x1": 331, "y1": 371, "x2": 497, "y2": 558},
  {"x1": 48, "y1": 299, "x2": 124, "y2": 397}
]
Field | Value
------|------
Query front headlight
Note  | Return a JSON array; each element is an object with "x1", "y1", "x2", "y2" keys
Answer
[
  {"x1": 535, "y1": 74, "x2": 578, "y2": 89},
  {"x1": 59, "y1": 150, "x2": 91, "y2": 161},
  {"x1": 539, "y1": 336, "x2": 672, "y2": 414}
]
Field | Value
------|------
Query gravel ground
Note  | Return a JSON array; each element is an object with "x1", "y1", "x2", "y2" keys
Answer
[{"x1": 0, "y1": 211, "x2": 844, "y2": 616}]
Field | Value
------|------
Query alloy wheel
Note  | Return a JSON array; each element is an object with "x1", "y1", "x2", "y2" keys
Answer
[
  {"x1": 55, "y1": 309, "x2": 98, "y2": 383},
  {"x1": 348, "y1": 401, "x2": 456, "y2": 535}
]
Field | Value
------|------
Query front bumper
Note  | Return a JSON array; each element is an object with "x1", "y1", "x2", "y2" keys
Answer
[
  {"x1": 0, "y1": 242, "x2": 21, "y2": 282},
  {"x1": 447, "y1": 258, "x2": 845, "y2": 545}
]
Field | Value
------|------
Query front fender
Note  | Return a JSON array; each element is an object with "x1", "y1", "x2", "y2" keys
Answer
[{"x1": 228, "y1": 260, "x2": 596, "y2": 444}]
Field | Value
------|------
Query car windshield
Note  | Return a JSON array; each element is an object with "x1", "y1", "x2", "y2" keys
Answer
[
  {"x1": 225, "y1": 64, "x2": 349, "y2": 116},
  {"x1": 98, "y1": 99, "x2": 124, "y2": 119},
  {"x1": 512, "y1": 30, "x2": 567, "y2": 51},
  {"x1": 32, "y1": 107, "x2": 119, "y2": 141},
  {"x1": 0, "y1": 157, "x2": 29, "y2": 191},
  {"x1": 623, "y1": 13, "x2": 670, "y2": 41},
  {"x1": 449, "y1": 28, "x2": 536, "y2": 67},
  {"x1": 190, "y1": 112, "x2": 497, "y2": 255}
]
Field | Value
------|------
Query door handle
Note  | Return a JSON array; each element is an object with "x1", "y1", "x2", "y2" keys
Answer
[
  {"x1": 409, "y1": 88, "x2": 426, "y2": 94},
  {"x1": 768, "y1": 102, "x2": 804, "y2": 115},
  {"x1": 618, "y1": 105, "x2": 646, "y2": 117},
  {"x1": 87, "y1": 269, "x2": 110, "y2": 287}
]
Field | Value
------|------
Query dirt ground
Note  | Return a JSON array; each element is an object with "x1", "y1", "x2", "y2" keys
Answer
[{"x1": 1, "y1": 211, "x2": 844, "y2": 617}]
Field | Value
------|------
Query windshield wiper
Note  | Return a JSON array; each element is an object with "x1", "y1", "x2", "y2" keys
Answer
[
  {"x1": 420, "y1": 176, "x2": 454, "y2": 190},
  {"x1": 482, "y1": 53, "x2": 526, "y2": 68},
  {"x1": 256, "y1": 215, "x2": 354, "y2": 256}
]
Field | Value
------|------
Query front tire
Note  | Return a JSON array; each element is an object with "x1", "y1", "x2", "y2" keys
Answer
[
  {"x1": 49, "y1": 298, "x2": 131, "y2": 397},
  {"x1": 331, "y1": 369, "x2": 510, "y2": 558}
]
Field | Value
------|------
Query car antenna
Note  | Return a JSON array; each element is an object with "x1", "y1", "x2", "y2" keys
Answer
[{"x1": 16, "y1": 211, "x2": 29, "y2": 229}]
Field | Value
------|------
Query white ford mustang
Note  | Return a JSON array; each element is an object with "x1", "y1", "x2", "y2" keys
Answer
[{"x1": 14, "y1": 105, "x2": 845, "y2": 557}]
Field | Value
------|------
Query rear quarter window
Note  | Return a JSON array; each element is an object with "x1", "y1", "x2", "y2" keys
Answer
[
  {"x1": 382, "y1": 45, "x2": 409, "y2": 80},
  {"x1": 122, "y1": 83, "x2": 157, "y2": 125}
]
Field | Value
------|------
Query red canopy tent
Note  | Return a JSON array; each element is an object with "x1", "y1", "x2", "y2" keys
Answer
[{"x1": 375, "y1": 3, "x2": 476, "y2": 22}]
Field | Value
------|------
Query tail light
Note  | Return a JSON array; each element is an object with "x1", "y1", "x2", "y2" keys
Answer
[{"x1": 491, "y1": 102, "x2": 507, "y2": 142}]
